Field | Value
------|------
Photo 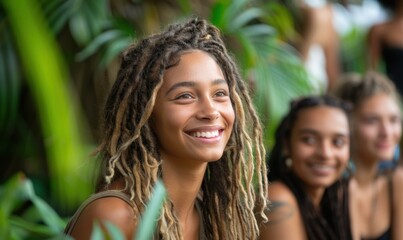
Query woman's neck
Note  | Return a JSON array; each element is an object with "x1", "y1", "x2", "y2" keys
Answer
[
  {"x1": 162, "y1": 159, "x2": 207, "y2": 225},
  {"x1": 305, "y1": 185, "x2": 325, "y2": 209},
  {"x1": 352, "y1": 154, "x2": 378, "y2": 186}
]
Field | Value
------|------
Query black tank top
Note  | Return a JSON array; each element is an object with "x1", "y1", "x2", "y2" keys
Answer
[{"x1": 381, "y1": 43, "x2": 403, "y2": 94}]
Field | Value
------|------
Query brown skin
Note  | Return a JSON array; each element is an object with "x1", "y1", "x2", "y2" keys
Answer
[
  {"x1": 259, "y1": 106, "x2": 350, "y2": 240},
  {"x1": 70, "y1": 196, "x2": 137, "y2": 239}
]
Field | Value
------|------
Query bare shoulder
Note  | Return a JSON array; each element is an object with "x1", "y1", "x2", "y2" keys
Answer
[
  {"x1": 70, "y1": 196, "x2": 137, "y2": 240},
  {"x1": 392, "y1": 166, "x2": 403, "y2": 240},
  {"x1": 392, "y1": 166, "x2": 403, "y2": 183},
  {"x1": 259, "y1": 181, "x2": 307, "y2": 240},
  {"x1": 267, "y1": 181, "x2": 300, "y2": 223},
  {"x1": 392, "y1": 166, "x2": 403, "y2": 196}
]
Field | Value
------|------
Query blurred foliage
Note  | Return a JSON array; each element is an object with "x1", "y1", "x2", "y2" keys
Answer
[
  {"x1": 0, "y1": 173, "x2": 69, "y2": 239},
  {"x1": 0, "y1": 173, "x2": 166, "y2": 240},
  {"x1": 209, "y1": 0, "x2": 313, "y2": 146},
  {"x1": 2, "y1": 0, "x2": 95, "y2": 211},
  {"x1": 340, "y1": 24, "x2": 370, "y2": 74}
]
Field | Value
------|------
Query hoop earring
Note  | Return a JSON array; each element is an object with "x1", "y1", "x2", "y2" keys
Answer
[{"x1": 285, "y1": 157, "x2": 293, "y2": 168}]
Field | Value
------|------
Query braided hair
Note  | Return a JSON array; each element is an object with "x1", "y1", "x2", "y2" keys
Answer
[
  {"x1": 96, "y1": 17, "x2": 268, "y2": 239},
  {"x1": 268, "y1": 95, "x2": 352, "y2": 240}
]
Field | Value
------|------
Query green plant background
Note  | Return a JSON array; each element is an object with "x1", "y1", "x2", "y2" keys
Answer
[{"x1": 0, "y1": 0, "x2": 370, "y2": 238}]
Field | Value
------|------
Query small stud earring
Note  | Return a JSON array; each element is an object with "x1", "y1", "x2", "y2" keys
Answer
[{"x1": 285, "y1": 157, "x2": 293, "y2": 168}]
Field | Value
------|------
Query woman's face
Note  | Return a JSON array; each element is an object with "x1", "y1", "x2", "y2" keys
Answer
[
  {"x1": 353, "y1": 93, "x2": 401, "y2": 162},
  {"x1": 288, "y1": 106, "x2": 350, "y2": 188},
  {"x1": 152, "y1": 50, "x2": 235, "y2": 166}
]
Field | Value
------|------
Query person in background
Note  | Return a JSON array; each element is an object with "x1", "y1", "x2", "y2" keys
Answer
[
  {"x1": 333, "y1": 71, "x2": 403, "y2": 240},
  {"x1": 260, "y1": 95, "x2": 352, "y2": 240},
  {"x1": 63, "y1": 17, "x2": 269, "y2": 240},
  {"x1": 293, "y1": 0, "x2": 340, "y2": 93},
  {"x1": 367, "y1": 0, "x2": 403, "y2": 94}
]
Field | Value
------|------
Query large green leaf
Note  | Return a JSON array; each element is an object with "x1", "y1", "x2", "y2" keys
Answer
[
  {"x1": 3, "y1": 0, "x2": 93, "y2": 209},
  {"x1": 135, "y1": 180, "x2": 166, "y2": 240}
]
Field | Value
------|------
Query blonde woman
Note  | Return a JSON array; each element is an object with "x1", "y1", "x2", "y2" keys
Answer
[{"x1": 334, "y1": 71, "x2": 403, "y2": 240}]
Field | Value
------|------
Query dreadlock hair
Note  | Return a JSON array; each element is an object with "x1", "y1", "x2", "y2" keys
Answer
[
  {"x1": 332, "y1": 71, "x2": 401, "y2": 110},
  {"x1": 268, "y1": 95, "x2": 353, "y2": 240},
  {"x1": 96, "y1": 17, "x2": 268, "y2": 239}
]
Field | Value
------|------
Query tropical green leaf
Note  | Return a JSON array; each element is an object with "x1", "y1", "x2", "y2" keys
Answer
[
  {"x1": 45, "y1": 0, "x2": 76, "y2": 34},
  {"x1": 0, "y1": 39, "x2": 7, "y2": 135},
  {"x1": 241, "y1": 24, "x2": 275, "y2": 38},
  {"x1": 0, "y1": 174, "x2": 27, "y2": 216},
  {"x1": 3, "y1": 0, "x2": 93, "y2": 209},
  {"x1": 135, "y1": 180, "x2": 166, "y2": 240},
  {"x1": 21, "y1": 179, "x2": 65, "y2": 233},
  {"x1": 9, "y1": 216, "x2": 55, "y2": 236},
  {"x1": 230, "y1": 8, "x2": 265, "y2": 31},
  {"x1": 70, "y1": 12, "x2": 91, "y2": 45},
  {"x1": 251, "y1": 38, "x2": 313, "y2": 147},
  {"x1": 104, "y1": 221, "x2": 125, "y2": 240},
  {"x1": 2, "y1": 32, "x2": 20, "y2": 136},
  {"x1": 90, "y1": 221, "x2": 104, "y2": 240},
  {"x1": 98, "y1": 37, "x2": 132, "y2": 68},
  {"x1": 75, "y1": 30, "x2": 124, "y2": 61}
]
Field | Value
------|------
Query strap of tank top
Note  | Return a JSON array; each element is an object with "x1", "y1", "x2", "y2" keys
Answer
[
  {"x1": 388, "y1": 173, "x2": 394, "y2": 236},
  {"x1": 64, "y1": 190, "x2": 133, "y2": 236}
]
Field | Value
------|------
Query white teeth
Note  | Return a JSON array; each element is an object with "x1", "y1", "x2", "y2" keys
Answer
[
  {"x1": 312, "y1": 165, "x2": 333, "y2": 170},
  {"x1": 191, "y1": 130, "x2": 219, "y2": 138}
]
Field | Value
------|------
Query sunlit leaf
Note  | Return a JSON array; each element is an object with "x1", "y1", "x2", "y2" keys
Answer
[
  {"x1": 230, "y1": 8, "x2": 265, "y2": 31},
  {"x1": 242, "y1": 24, "x2": 275, "y2": 38},
  {"x1": 90, "y1": 221, "x2": 104, "y2": 240},
  {"x1": 70, "y1": 12, "x2": 91, "y2": 45},
  {"x1": 3, "y1": 0, "x2": 92, "y2": 210},
  {"x1": 104, "y1": 221, "x2": 125, "y2": 240},
  {"x1": 21, "y1": 179, "x2": 65, "y2": 233},
  {"x1": 99, "y1": 37, "x2": 132, "y2": 68},
  {"x1": 135, "y1": 180, "x2": 166, "y2": 240},
  {"x1": 75, "y1": 30, "x2": 123, "y2": 61}
]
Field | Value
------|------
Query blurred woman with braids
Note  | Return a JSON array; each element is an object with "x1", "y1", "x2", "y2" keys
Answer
[
  {"x1": 333, "y1": 71, "x2": 403, "y2": 240},
  {"x1": 64, "y1": 17, "x2": 268, "y2": 239},
  {"x1": 259, "y1": 95, "x2": 352, "y2": 240}
]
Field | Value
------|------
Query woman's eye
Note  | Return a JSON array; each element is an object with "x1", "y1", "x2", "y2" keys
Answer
[
  {"x1": 362, "y1": 117, "x2": 377, "y2": 124},
  {"x1": 390, "y1": 115, "x2": 401, "y2": 124},
  {"x1": 302, "y1": 136, "x2": 316, "y2": 145},
  {"x1": 214, "y1": 90, "x2": 228, "y2": 97},
  {"x1": 176, "y1": 93, "x2": 193, "y2": 99},
  {"x1": 333, "y1": 138, "x2": 346, "y2": 148}
]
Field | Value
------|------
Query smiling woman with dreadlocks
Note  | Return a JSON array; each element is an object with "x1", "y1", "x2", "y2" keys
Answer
[
  {"x1": 63, "y1": 17, "x2": 268, "y2": 239},
  {"x1": 259, "y1": 95, "x2": 353, "y2": 240}
]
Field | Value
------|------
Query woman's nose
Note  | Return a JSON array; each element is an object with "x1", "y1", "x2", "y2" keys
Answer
[
  {"x1": 378, "y1": 119, "x2": 394, "y2": 139},
  {"x1": 317, "y1": 141, "x2": 333, "y2": 159},
  {"x1": 196, "y1": 97, "x2": 220, "y2": 120}
]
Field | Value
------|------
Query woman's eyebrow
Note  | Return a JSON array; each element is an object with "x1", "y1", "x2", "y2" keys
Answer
[
  {"x1": 165, "y1": 78, "x2": 227, "y2": 95},
  {"x1": 212, "y1": 78, "x2": 227, "y2": 85},
  {"x1": 166, "y1": 81, "x2": 195, "y2": 95}
]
